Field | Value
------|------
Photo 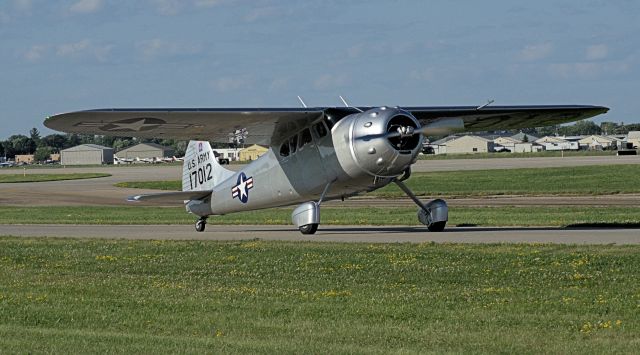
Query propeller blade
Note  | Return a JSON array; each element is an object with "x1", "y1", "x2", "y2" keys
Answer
[{"x1": 356, "y1": 117, "x2": 465, "y2": 141}]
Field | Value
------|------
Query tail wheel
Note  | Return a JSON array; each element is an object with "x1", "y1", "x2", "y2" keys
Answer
[
  {"x1": 195, "y1": 220, "x2": 206, "y2": 232},
  {"x1": 299, "y1": 224, "x2": 318, "y2": 235}
]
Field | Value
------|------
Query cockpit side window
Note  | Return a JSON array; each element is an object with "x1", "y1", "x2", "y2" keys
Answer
[
  {"x1": 299, "y1": 128, "x2": 313, "y2": 148},
  {"x1": 289, "y1": 135, "x2": 298, "y2": 154},
  {"x1": 279, "y1": 141, "x2": 290, "y2": 157},
  {"x1": 314, "y1": 121, "x2": 327, "y2": 138}
]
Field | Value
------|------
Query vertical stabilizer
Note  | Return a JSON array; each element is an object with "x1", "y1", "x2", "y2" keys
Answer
[{"x1": 182, "y1": 141, "x2": 234, "y2": 191}]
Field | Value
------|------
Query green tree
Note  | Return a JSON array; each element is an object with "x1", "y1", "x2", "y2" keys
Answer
[
  {"x1": 34, "y1": 146, "x2": 52, "y2": 162},
  {"x1": 41, "y1": 134, "x2": 68, "y2": 152}
]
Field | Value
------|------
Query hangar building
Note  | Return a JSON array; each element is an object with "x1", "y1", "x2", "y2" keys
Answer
[
  {"x1": 446, "y1": 135, "x2": 495, "y2": 154},
  {"x1": 61, "y1": 144, "x2": 114, "y2": 165},
  {"x1": 239, "y1": 144, "x2": 268, "y2": 161},
  {"x1": 116, "y1": 143, "x2": 174, "y2": 159}
]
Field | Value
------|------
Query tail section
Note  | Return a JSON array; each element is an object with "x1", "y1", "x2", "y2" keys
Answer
[{"x1": 182, "y1": 141, "x2": 235, "y2": 191}]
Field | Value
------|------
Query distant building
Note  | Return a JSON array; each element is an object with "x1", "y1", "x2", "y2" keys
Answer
[
  {"x1": 493, "y1": 136, "x2": 522, "y2": 152},
  {"x1": 628, "y1": 131, "x2": 640, "y2": 148},
  {"x1": 446, "y1": 135, "x2": 495, "y2": 154},
  {"x1": 239, "y1": 144, "x2": 269, "y2": 161},
  {"x1": 578, "y1": 135, "x2": 616, "y2": 150},
  {"x1": 535, "y1": 136, "x2": 579, "y2": 151},
  {"x1": 423, "y1": 136, "x2": 458, "y2": 155},
  {"x1": 116, "y1": 143, "x2": 174, "y2": 160},
  {"x1": 511, "y1": 132, "x2": 538, "y2": 142},
  {"x1": 15, "y1": 154, "x2": 34, "y2": 164},
  {"x1": 50, "y1": 153, "x2": 61, "y2": 162},
  {"x1": 213, "y1": 148, "x2": 241, "y2": 161},
  {"x1": 61, "y1": 144, "x2": 114, "y2": 165}
]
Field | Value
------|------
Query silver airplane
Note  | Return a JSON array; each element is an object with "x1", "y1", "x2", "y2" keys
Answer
[{"x1": 45, "y1": 103, "x2": 608, "y2": 234}]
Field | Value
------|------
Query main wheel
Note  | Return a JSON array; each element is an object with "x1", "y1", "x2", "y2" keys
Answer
[
  {"x1": 427, "y1": 221, "x2": 446, "y2": 232},
  {"x1": 195, "y1": 220, "x2": 206, "y2": 232},
  {"x1": 299, "y1": 224, "x2": 318, "y2": 235}
]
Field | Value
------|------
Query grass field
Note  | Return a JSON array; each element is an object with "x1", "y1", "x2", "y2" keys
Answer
[
  {"x1": 115, "y1": 164, "x2": 640, "y2": 197},
  {"x1": 1, "y1": 206, "x2": 639, "y2": 227},
  {"x1": 0, "y1": 173, "x2": 111, "y2": 183},
  {"x1": 0, "y1": 238, "x2": 638, "y2": 353},
  {"x1": 419, "y1": 150, "x2": 618, "y2": 160}
]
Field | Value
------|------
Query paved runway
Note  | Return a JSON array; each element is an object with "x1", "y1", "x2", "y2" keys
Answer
[{"x1": 3, "y1": 224, "x2": 640, "y2": 245}]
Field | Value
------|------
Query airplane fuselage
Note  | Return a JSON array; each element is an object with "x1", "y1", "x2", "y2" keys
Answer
[{"x1": 196, "y1": 107, "x2": 423, "y2": 216}]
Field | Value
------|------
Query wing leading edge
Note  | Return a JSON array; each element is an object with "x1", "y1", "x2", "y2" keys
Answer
[{"x1": 45, "y1": 105, "x2": 608, "y2": 144}]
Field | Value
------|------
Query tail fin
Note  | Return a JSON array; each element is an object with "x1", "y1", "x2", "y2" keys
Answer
[{"x1": 182, "y1": 141, "x2": 234, "y2": 192}]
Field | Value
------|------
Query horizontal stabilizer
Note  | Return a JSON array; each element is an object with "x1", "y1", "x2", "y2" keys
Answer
[{"x1": 127, "y1": 190, "x2": 212, "y2": 204}]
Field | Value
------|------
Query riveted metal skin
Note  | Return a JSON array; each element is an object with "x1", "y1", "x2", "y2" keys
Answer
[
  {"x1": 291, "y1": 201, "x2": 320, "y2": 227},
  {"x1": 333, "y1": 107, "x2": 423, "y2": 178}
]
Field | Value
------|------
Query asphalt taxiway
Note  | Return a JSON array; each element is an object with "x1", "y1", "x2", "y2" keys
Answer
[{"x1": 3, "y1": 224, "x2": 640, "y2": 245}]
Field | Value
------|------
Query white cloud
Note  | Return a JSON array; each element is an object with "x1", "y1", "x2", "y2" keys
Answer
[
  {"x1": 211, "y1": 75, "x2": 254, "y2": 92},
  {"x1": 56, "y1": 39, "x2": 91, "y2": 57},
  {"x1": 136, "y1": 38, "x2": 202, "y2": 60},
  {"x1": 24, "y1": 45, "x2": 48, "y2": 62},
  {"x1": 54, "y1": 39, "x2": 114, "y2": 62},
  {"x1": 585, "y1": 44, "x2": 608, "y2": 61},
  {"x1": 244, "y1": 7, "x2": 278, "y2": 22},
  {"x1": 313, "y1": 74, "x2": 348, "y2": 90},
  {"x1": 410, "y1": 68, "x2": 436, "y2": 82},
  {"x1": 69, "y1": 0, "x2": 103, "y2": 14},
  {"x1": 194, "y1": 0, "x2": 223, "y2": 8},
  {"x1": 518, "y1": 42, "x2": 553, "y2": 62},
  {"x1": 268, "y1": 77, "x2": 288, "y2": 91},
  {"x1": 548, "y1": 60, "x2": 629, "y2": 79},
  {"x1": 13, "y1": 0, "x2": 32, "y2": 11},
  {"x1": 150, "y1": 0, "x2": 183, "y2": 15}
]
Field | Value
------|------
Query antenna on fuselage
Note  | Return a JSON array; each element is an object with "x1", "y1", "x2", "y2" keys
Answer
[
  {"x1": 339, "y1": 95, "x2": 363, "y2": 113},
  {"x1": 476, "y1": 99, "x2": 495, "y2": 110},
  {"x1": 297, "y1": 96, "x2": 308, "y2": 108}
]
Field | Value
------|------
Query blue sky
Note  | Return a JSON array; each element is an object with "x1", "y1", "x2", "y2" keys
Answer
[{"x1": 1, "y1": 0, "x2": 639, "y2": 138}]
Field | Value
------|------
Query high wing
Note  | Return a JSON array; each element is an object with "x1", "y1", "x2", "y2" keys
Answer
[{"x1": 45, "y1": 105, "x2": 608, "y2": 144}]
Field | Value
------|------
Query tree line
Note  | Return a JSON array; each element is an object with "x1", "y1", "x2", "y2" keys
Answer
[
  {"x1": 0, "y1": 128, "x2": 192, "y2": 162},
  {"x1": 2, "y1": 120, "x2": 639, "y2": 162}
]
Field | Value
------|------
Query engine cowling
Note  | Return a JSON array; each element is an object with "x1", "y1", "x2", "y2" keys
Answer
[{"x1": 332, "y1": 107, "x2": 423, "y2": 178}]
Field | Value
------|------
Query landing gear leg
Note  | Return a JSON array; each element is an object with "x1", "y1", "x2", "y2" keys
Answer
[
  {"x1": 394, "y1": 178, "x2": 448, "y2": 232},
  {"x1": 292, "y1": 180, "x2": 335, "y2": 235},
  {"x1": 195, "y1": 217, "x2": 207, "y2": 232}
]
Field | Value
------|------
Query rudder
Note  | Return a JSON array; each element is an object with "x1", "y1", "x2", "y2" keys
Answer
[{"x1": 182, "y1": 141, "x2": 234, "y2": 191}]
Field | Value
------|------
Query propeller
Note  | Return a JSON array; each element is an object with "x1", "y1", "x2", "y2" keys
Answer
[{"x1": 358, "y1": 117, "x2": 465, "y2": 141}]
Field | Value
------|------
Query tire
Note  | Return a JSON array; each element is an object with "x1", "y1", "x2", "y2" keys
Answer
[
  {"x1": 427, "y1": 221, "x2": 446, "y2": 232},
  {"x1": 299, "y1": 224, "x2": 318, "y2": 235},
  {"x1": 195, "y1": 220, "x2": 206, "y2": 232}
]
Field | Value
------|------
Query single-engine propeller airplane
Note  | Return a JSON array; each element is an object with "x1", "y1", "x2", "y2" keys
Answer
[{"x1": 45, "y1": 102, "x2": 608, "y2": 234}]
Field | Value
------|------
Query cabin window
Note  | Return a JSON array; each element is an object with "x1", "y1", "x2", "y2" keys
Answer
[
  {"x1": 473, "y1": 148, "x2": 478, "y2": 152},
  {"x1": 314, "y1": 121, "x2": 328, "y2": 138},
  {"x1": 290, "y1": 135, "x2": 298, "y2": 154},
  {"x1": 279, "y1": 142, "x2": 290, "y2": 157},
  {"x1": 299, "y1": 128, "x2": 313, "y2": 148}
]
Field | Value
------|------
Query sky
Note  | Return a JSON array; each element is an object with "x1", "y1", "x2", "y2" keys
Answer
[{"x1": 1, "y1": 0, "x2": 639, "y2": 138}]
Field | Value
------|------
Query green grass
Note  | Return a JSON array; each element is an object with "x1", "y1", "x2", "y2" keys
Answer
[
  {"x1": 419, "y1": 150, "x2": 618, "y2": 159},
  {"x1": 1, "y1": 206, "x2": 638, "y2": 227},
  {"x1": 115, "y1": 164, "x2": 640, "y2": 197},
  {"x1": 0, "y1": 173, "x2": 111, "y2": 183},
  {"x1": 376, "y1": 164, "x2": 640, "y2": 197},
  {"x1": 0, "y1": 238, "x2": 638, "y2": 353}
]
